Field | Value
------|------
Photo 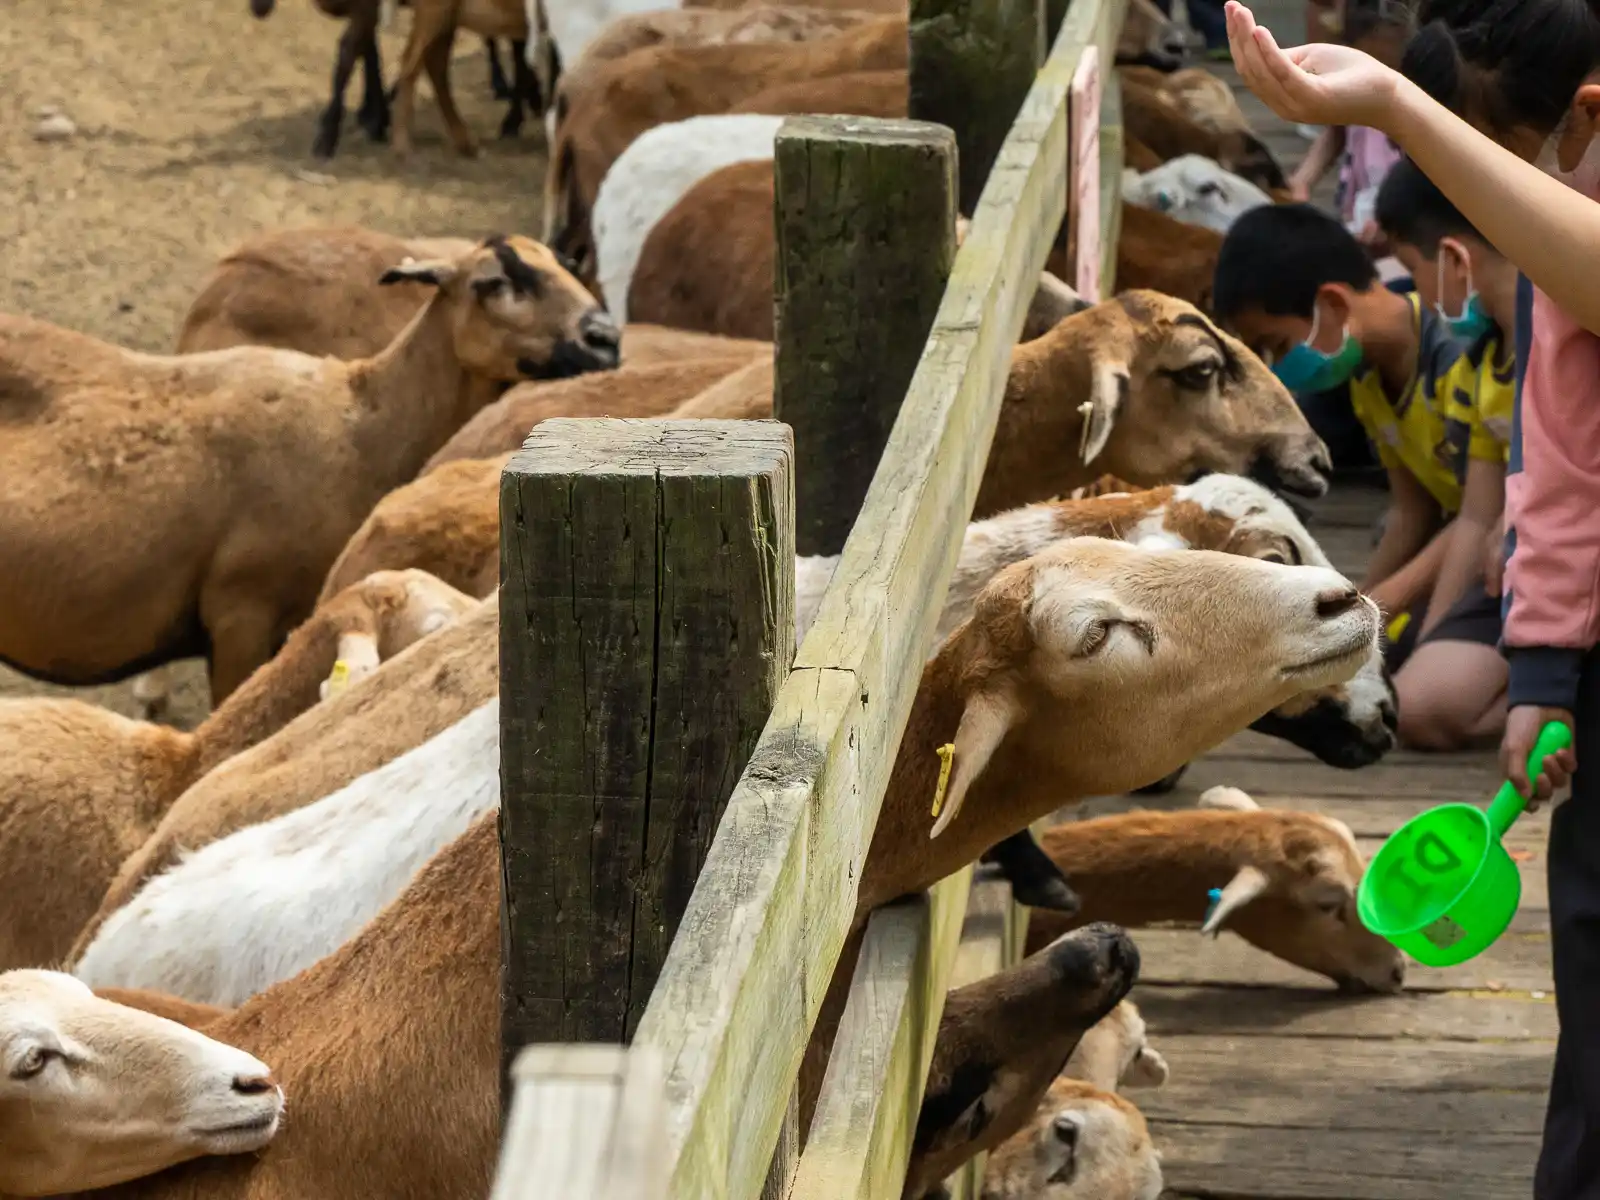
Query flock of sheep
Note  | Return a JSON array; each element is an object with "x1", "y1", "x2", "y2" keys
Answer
[{"x1": 0, "y1": 1, "x2": 1400, "y2": 1198}]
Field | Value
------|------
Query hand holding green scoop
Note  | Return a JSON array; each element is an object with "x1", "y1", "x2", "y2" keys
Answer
[{"x1": 1357, "y1": 720, "x2": 1574, "y2": 968}]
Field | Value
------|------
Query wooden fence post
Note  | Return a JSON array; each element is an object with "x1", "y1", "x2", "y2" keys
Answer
[
  {"x1": 908, "y1": 0, "x2": 1046, "y2": 214},
  {"x1": 490, "y1": 1045, "x2": 667, "y2": 1200},
  {"x1": 773, "y1": 115, "x2": 957, "y2": 558},
  {"x1": 498, "y1": 418, "x2": 795, "y2": 1085}
]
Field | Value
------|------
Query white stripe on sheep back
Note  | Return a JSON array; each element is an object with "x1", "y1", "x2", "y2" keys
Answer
[
  {"x1": 593, "y1": 114, "x2": 783, "y2": 323},
  {"x1": 73, "y1": 700, "x2": 501, "y2": 1008},
  {"x1": 1121, "y1": 154, "x2": 1271, "y2": 233}
]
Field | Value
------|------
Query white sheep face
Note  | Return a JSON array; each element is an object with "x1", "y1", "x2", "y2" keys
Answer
[{"x1": 1122, "y1": 154, "x2": 1271, "y2": 233}]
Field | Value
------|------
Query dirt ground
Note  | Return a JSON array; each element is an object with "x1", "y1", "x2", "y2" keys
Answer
[{"x1": 1, "y1": 0, "x2": 549, "y2": 725}]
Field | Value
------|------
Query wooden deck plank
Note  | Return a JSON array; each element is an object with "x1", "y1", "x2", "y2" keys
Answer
[
  {"x1": 1149, "y1": 1123, "x2": 1538, "y2": 1200},
  {"x1": 1131, "y1": 986, "x2": 1558, "y2": 1040}
]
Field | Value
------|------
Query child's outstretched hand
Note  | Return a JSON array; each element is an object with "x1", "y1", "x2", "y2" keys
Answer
[{"x1": 1226, "y1": 1, "x2": 1405, "y2": 132}]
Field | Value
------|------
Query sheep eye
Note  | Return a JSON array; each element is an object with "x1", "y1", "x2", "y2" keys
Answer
[
  {"x1": 1197, "y1": 181, "x2": 1222, "y2": 196},
  {"x1": 13, "y1": 1047, "x2": 56, "y2": 1080},
  {"x1": 1171, "y1": 361, "x2": 1220, "y2": 390},
  {"x1": 472, "y1": 276, "x2": 507, "y2": 300},
  {"x1": 1260, "y1": 551, "x2": 1289, "y2": 565},
  {"x1": 1077, "y1": 620, "x2": 1110, "y2": 657},
  {"x1": 1316, "y1": 896, "x2": 1345, "y2": 918}
]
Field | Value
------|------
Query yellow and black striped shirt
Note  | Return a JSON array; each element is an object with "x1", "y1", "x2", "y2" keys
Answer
[{"x1": 1341, "y1": 293, "x2": 1514, "y2": 515}]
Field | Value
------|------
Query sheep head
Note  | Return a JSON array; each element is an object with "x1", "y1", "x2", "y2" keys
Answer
[
  {"x1": 379, "y1": 235, "x2": 619, "y2": 384},
  {"x1": 0, "y1": 971, "x2": 283, "y2": 1195},
  {"x1": 924, "y1": 537, "x2": 1376, "y2": 844},
  {"x1": 984, "y1": 292, "x2": 1331, "y2": 519},
  {"x1": 980, "y1": 1078, "x2": 1164, "y2": 1200}
]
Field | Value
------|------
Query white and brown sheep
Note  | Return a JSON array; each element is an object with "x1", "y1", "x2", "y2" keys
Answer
[
  {"x1": 0, "y1": 570, "x2": 474, "y2": 973},
  {"x1": 75, "y1": 539, "x2": 1375, "y2": 1028},
  {"x1": 544, "y1": 16, "x2": 908, "y2": 268},
  {"x1": 1122, "y1": 154, "x2": 1272, "y2": 233},
  {"x1": 0, "y1": 970, "x2": 283, "y2": 1195},
  {"x1": 68, "y1": 597, "x2": 503, "y2": 964},
  {"x1": 0, "y1": 236, "x2": 612, "y2": 705}
]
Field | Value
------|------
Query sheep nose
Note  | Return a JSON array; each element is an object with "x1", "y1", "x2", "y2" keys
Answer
[
  {"x1": 579, "y1": 310, "x2": 620, "y2": 351},
  {"x1": 1315, "y1": 586, "x2": 1362, "y2": 621},
  {"x1": 232, "y1": 1073, "x2": 277, "y2": 1096}
]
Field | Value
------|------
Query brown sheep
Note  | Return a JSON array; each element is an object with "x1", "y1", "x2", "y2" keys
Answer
[
  {"x1": 545, "y1": 17, "x2": 908, "y2": 271},
  {"x1": 421, "y1": 353, "x2": 764, "y2": 473},
  {"x1": 79, "y1": 537, "x2": 1373, "y2": 1194},
  {"x1": 575, "y1": 4, "x2": 881, "y2": 72},
  {"x1": 726, "y1": 66, "x2": 906, "y2": 116},
  {"x1": 903, "y1": 925, "x2": 1139, "y2": 1199},
  {"x1": 0, "y1": 571, "x2": 475, "y2": 973},
  {"x1": 1053, "y1": 203, "x2": 1223, "y2": 311},
  {"x1": 1119, "y1": 70, "x2": 1287, "y2": 191},
  {"x1": 1018, "y1": 787, "x2": 1407, "y2": 994},
  {"x1": 388, "y1": 0, "x2": 531, "y2": 157},
  {"x1": 0, "y1": 236, "x2": 612, "y2": 703},
  {"x1": 320, "y1": 293, "x2": 1334, "y2": 608},
  {"x1": 177, "y1": 225, "x2": 762, "y2": 368}
]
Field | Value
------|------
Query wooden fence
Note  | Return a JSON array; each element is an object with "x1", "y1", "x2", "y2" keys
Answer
[{"x1": 493, "y1": 0, "x2": 1126, "y2": 1193}]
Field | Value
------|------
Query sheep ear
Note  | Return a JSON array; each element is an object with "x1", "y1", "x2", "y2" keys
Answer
[
  {"x1": 1079, "y1": 362, "x2": 1128, "y2": 467},
  {"x1": 1124, "y1": 1046, "x2": 1170, "y2": 1088},
  {"x1": 379, "y1": 258, "x2": 458, "y2": 288},
  {"x1": 1197, "y1": 785, "x2": 1259, "y2": 812},
  {"x1": 1201, "y1": 865, "x2": 1270, "y2": 935},
  {"x1": 931, "y1": 686, "x2": 1022, "y2": 840}
]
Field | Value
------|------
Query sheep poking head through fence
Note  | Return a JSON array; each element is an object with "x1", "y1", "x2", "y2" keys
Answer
[{"x1": 1013, "y1": 786, "x2": 1407, "y2": 993}]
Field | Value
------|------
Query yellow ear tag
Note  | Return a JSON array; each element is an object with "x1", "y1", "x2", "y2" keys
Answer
[
  {"x1": 327, "y1": 659, "x2": 351, "y2": 696},
  {"x1": 931, "y1": 743, "x2": 956, "y2": 818},
  {"x1": 1385, "y1": 611, "x2": 1411, "y2": 643}
]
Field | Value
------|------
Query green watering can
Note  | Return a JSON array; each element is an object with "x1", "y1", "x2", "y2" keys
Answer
[{"x1": 1357, "y1": 721, "x2": 1574, "y2": 968}]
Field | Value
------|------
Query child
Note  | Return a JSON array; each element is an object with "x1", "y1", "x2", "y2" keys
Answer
[
  {"x1": 1373, "y1": 157, "x2": 1517, "y2": 750},
  {"x1": 1225, "y1": 0, "x2": 1598, "y2": 1192},
  {"x1": 1212, "y1": 203, "x2": 1482, "y2": 630},
  {"x1": 1285, "y1": 0, "x2": 1405, "y2": 260}
]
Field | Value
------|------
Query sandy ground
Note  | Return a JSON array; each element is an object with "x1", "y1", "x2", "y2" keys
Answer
[{"x1": 1, "y1": 0, "x2": 549, "y2": 725}]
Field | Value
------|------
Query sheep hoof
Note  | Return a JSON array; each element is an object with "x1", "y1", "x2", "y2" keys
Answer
[
  {"x1": 1133, "y1": 764, "x2": 1189, "y2": 795},
  {"x1": 1011, "y1": 874, "x2": 1082, "y2": 914},
  {"x1": 499, "y1": 110, "x2": 525, "y2": 140}
]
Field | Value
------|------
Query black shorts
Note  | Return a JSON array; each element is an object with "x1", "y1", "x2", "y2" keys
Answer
[{"x1": 1386, "y1": 579, "x2": 1503, "y2": 671}]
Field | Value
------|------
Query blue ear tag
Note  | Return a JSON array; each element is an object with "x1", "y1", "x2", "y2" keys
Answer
[{"x1": 1203, "y1": 887, "x2": 1223, "y2": 926}]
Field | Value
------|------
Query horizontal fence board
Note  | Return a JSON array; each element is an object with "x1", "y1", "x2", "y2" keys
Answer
[{"x1": 630, "y1": 6, "x2": 1121, "y2": 1195}]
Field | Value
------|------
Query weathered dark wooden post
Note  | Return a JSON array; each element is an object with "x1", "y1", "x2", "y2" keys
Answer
[
  {"x1": 498, "y1": 418, "x2": 795, "y2": 1088},
  {"x1": 908, "y1": 0, "x2": 1047, "y2": 214},
  {"x1": 773, "y1": 115, "x2": 957, "y2": 558}
]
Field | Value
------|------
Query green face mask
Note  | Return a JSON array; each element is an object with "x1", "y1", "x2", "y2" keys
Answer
[{"x1": 1271, "y1": 305, "x2": 1364, "y2": 393}]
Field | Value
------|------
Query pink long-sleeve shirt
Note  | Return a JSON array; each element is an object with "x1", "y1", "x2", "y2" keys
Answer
[{"x1": 1503, "y1": 278, "x2": 1600, "y2": 709}]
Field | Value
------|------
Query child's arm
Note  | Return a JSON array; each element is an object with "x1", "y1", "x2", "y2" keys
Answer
[
  {"x1": 1288, "y1": 126, "x2": 1344, "y2": 201},
  {"x1": 1361, "y1": 466, "x2": 1441, "y2": 596},
  {"x1": 1420, "y1": 457, "x2": 1506, "y2": 636},
  {"x1": 1227, "y1": 3, "x2": 1600, "y2": 336},
  {"x1": 1368, "y1": 520, "x2": 1451, "y2": 620}
]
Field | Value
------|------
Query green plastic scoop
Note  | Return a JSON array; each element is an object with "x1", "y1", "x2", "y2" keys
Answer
[{"x1": 1357, "y1": 721, "x2": 1573, "y2": 967}]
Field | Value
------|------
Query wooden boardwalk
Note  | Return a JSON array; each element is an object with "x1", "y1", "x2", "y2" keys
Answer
[
  {"x1": 1102, "y1": 41, "x2": 1550, "y2": 1196},
  {"x1": 1093, "y1": 484, "x2": 1553, "y2": 1200}
]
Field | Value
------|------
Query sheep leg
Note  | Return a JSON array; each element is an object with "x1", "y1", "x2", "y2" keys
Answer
[
  {"x1": 1132, "y1": 764, "x2": 1189, "y2": 794},
  {"x1": 423, "y1": 30, "x2": 480, "y2": 158},
  {"x1": 979, "y1": 830, "x2": 1082, "y2": 914},
  {"x1": 203, "y1": 605, "x2": 283, "y2": 707},
  {"x1": 499, "y1": 39, "x2": 536, "y2": 139},
  {"x1": 486, "y1": 38, "x2": 512, "y2": 100},
  {"x1": 356, "y1": 25, "x2": 391, "y2": 143},
  {"x1": 130, "y1": 665, "x2": 173, "y2": 724},
  {"x1": 312, "y1": 20, "x2": 372, "y2": 159},
  {"x1": 388, "y1": 20, "x2": 433, "y2": 158}
]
